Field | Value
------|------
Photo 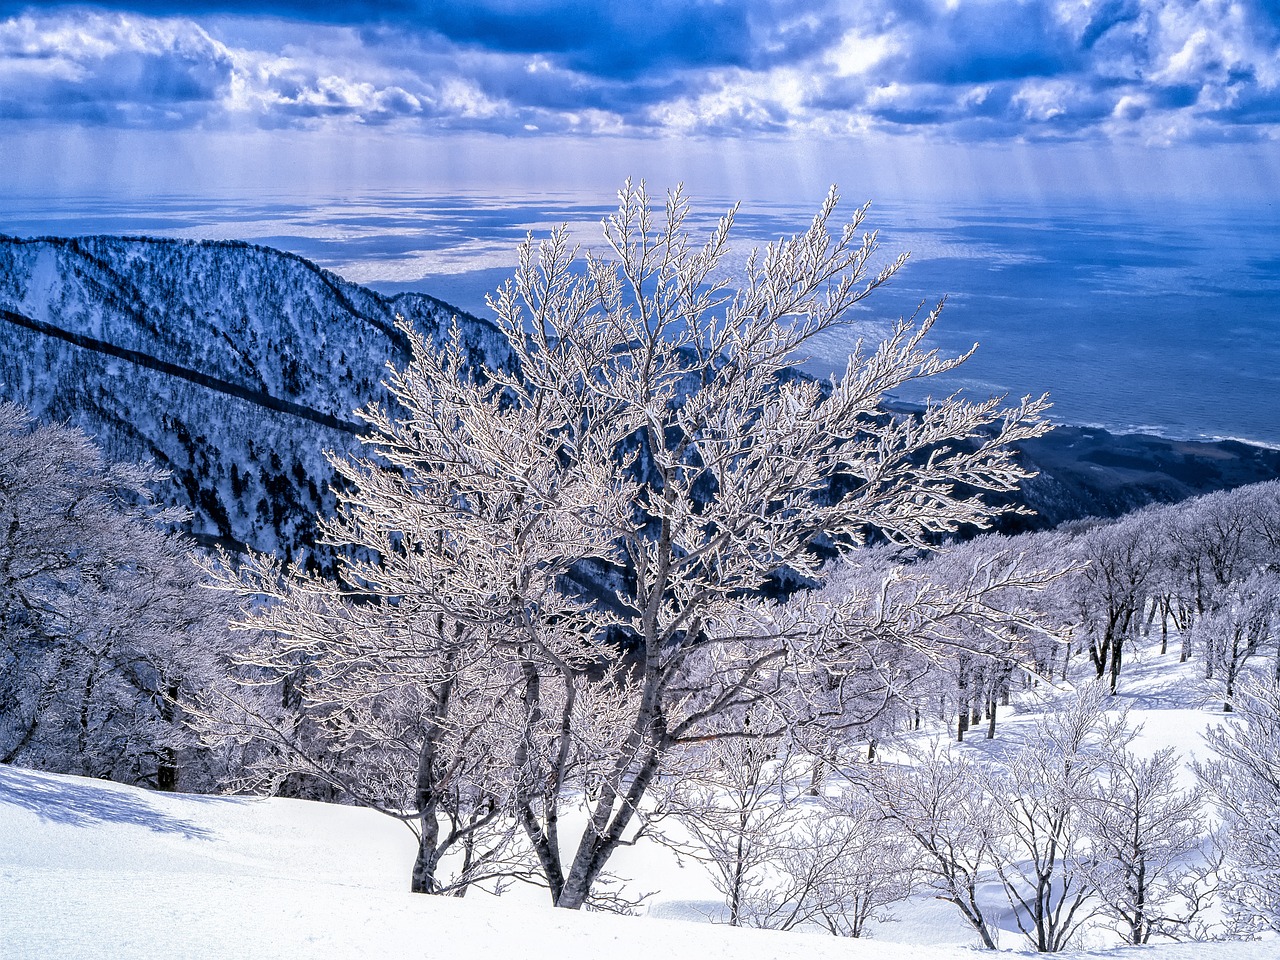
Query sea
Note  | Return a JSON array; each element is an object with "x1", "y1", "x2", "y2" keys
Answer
[{"x1": 4, "y1": 191, "x2": 1279, "y2": 447}]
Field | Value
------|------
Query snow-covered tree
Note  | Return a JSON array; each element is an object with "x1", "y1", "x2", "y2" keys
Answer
[
  {"x1": 1192, "y1": 571, "x2": 1280, "y2": 709},
  {"x1": 749, "y1": 792, "x2": 917, "y2": 938},
  {"x1": 1165, "y1": 488, "x2": 1270, "y2": 630},
  {"x1": 905, "y1": 533, "x2": 1068, "y2": 740},
  {"x1": 1199, "y1": 676, "x2": 1280, "y2": 935},
  {"x1": 201, "y1": 554, "x2": 532, "y2": 895},
  {"x1": 0, "y1": 403, "x2": 228, "y2": 789},
  {"x1": 864, "y1": 743, "x2": 1003, "y2": 948},
  {"x1": 990, "y1": 683, "x2": 1109, "y2": 952},
  {"x1": 1067, "y1": 512, "x2": 1163, "y2": 694},
  {"x1": 1082, "y1": 730, "x2": 1214, "y2": 944},
  {"x1": 220, "y1": 182, "x2": 1052, "y2": 908},
  {"x1": 661, "y1": 705, "x2": 800, "y2": 926}
]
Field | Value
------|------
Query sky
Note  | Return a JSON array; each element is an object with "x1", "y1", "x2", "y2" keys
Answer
[{"x1": 1, "y1": 1, "x2": 1278, "y2": 204}]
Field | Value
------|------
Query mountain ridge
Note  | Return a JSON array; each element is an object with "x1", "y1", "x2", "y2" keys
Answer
[{"x1": 0, "y1": 305, "x2": 366, "y2": 435}]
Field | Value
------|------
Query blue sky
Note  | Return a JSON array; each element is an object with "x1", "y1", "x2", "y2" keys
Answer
[{"x1": 1, "y1": 1, "x2": 1278, "y2": 202}]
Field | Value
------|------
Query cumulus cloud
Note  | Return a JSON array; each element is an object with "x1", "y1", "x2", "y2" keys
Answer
[
  {"x1": 882, "y1": 1, "x2": 1079, "y2": 86},
  {"x1": 801, "y1": 0, "x2": 1280, "y2": 143},
  {"x1": 0, "y1": 12, "x2": 233, "y2": 124},
  {"x1": 0, "y1": 0, "x2": 1277, "y2": 143}
]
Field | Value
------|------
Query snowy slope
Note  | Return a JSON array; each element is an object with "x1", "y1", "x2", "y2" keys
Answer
[
  {"x1": 0, "y1": 639, "x2": 1271, "y2": 960},
  {"x1": 0, "y1": 763, "x2": 1266, "y2": 960}
]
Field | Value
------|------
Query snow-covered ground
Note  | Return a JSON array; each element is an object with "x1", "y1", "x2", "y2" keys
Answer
[{"x1": 0, "y1": 640, "x2": 1272, "y2": 959}]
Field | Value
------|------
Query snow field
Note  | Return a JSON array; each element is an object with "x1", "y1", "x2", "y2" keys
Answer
[{"x1": 2, "y1": 637, "x2": 1273, "y2": 959}]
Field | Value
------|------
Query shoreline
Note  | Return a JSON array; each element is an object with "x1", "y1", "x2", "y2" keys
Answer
[
  {"x1": 1012, "y1": 424, "x2": 1280, "y2": 528},
  {"x1": 883, "y1": 396, "x2": 1280, "y2": 455},
  {"x1": 1042, "y1": 419, "x2": 1280, "y2": 454},
  {"x1": 883, "y1": 398, "x2": 1280, "y2": 528}
]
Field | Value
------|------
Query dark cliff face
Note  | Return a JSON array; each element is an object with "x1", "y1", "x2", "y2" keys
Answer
[
  {"x1": 2, "y1": 233, "x2": 1277, "y2": 571},
  {"x1": 0, "y1": 234, "x2": 511, "y2": 571}
]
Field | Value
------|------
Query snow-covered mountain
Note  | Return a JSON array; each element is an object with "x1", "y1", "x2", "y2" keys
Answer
[{"x1": 0, "y1": 234, "x2": 511, "y2": 568}]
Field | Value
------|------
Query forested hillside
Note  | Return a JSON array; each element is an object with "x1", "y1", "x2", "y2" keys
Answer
[{"x1": 0, "y1": 235, "x2": 511, "y2": 568}]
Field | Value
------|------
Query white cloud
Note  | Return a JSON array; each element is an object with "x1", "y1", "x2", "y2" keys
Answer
[
  {"x1": 437, "y1": 78, "x2": 505, "y2": 121},
  {"x1": 0, "y1": 11, "x2": 234, "y2": 122},
  {"x1": 0, "y1": 2, "x2": 1277, "y2": 144},
  {"x1": 824, "y1": 29, "x2": 896, "y2": 79}
]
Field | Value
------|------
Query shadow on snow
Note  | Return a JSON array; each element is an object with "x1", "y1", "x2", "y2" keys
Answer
[{"x1": 0, "y1": 765, "x2": 215, "y2": 840}]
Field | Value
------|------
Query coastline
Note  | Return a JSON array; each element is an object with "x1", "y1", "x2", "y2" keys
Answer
[
  {"x1": 1012, "y1": 424, "x2": 1280, "y2": 529},
  {"x1": 882, "y1": 398, "x2": 1280, "y2": 530}
]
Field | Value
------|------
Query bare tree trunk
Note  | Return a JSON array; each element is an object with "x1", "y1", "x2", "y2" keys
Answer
[
  {"x1": 555, "y1": 746, "x2": 663, "y2": 909},
  {"x1": 411, "y1": 813, "x2": 443, "y2": 894},
  {"x1": 411, "y1": 711, "x2": 445, "y2": 893},
  {"x1": 730, "y1": 813, "x2": 747, "y2": 926},
  {"x1": 1159, "y1": 596, "x2": 1170, "y2": 655},
  {"x1": 513, "y1": 659, "x2": 568, "y2": 905},
  {"x1": 1109, "y1": 635, "x2": 1123, "y2": 695},
  {"x1": 1179, "y1": 603, "x2": 1194, "y2": 663},
  {"x1": 155, "y1": 681, "x2": 181, "y2": 791}
]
